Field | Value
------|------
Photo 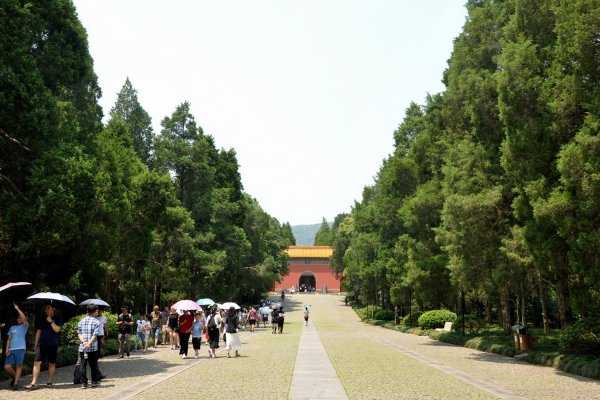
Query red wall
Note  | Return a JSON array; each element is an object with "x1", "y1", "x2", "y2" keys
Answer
[{"x1": 274, "y1": 264, "x2": 341, "y2": 292}]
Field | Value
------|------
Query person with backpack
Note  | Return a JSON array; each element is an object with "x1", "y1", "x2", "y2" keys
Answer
[
  {"x1": 271, "y1": 308, "x2": 279, "y2": 334},
  {"x1": 277, "y1": 307, "x2": 285, "y2": 334},
  {"x1": 206, "y1": 306, "x2": 222, "y2": 358},
  {"x1": 224, "y1": 306, "x2": 241, "y2": 358}
]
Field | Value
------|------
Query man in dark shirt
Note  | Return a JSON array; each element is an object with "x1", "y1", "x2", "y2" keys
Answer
[{"x1": 116, "y1": 306, "x2": 133, "y2": 358}]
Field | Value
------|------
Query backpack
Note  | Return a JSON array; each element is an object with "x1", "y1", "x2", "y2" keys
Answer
[{"x1": 207, "y1": 315, "x2": 218, "y2": 331}]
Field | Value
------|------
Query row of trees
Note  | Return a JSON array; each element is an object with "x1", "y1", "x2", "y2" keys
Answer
[
  {"x1": 0, "y1": 0, "x2": 296, "y2": 311},
  {"x1": 319, "y1": 0, "x2": 599, "y2": 333}
]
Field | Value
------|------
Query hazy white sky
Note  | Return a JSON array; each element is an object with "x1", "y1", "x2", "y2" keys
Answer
[{"x1": 73, "y1": 0, "x2": 467, "y2": 226}]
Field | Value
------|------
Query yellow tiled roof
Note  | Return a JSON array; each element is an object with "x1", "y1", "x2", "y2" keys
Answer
[{"x1": 285, "y1": 246, "x2": 333, "y2": 258}]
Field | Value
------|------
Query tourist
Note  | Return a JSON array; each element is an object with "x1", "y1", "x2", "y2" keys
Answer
[
  {"x1": 239, "y1": 307, "x2": 248, "y2": 331},
  {"x1": 281, "y1": 290, "x2": 285, "y2": 303},
  {"x1": 191, "y1": 312, "x2": 204, "y2": 358},
  {"x1": 94, "y1": 307, "x2": 107, "y2": 381},
  {"x1": 77, "y1": 304, "x2": 101, "y2": 389},
  {"x1": 4, "y1": 304, "x2": 27, "y2": 390},
  {"x1": 178, "y1": 309, "x2": 193, "y2": 359},
  {"x1": 134, "y1": 315, "x2": 147, "y2": 352},
  {"x1": 27, "y1": 304, "x2": 62, "y2": 389},
  {"x1": 206, "y1": 306, "x2": 222, "y2": 358},
  {"x1": 248, "y1": 306, "x2": 257, "y2": 332},
  {"x1": 277, "y1": 307, "x2": 285, "y2": 334},
  {"x1": 304, "y1": 306, "x2": 309, "y2": 326},
  {"x1": 225, "y1": 306, "x2": 241, "y2": 358},
  {"x1": 271, "y1": 308, "x2": 279, "y2": 334},
  {"x1": 261, "y1": 308, "x2": 269, "y2": 328},
  {"x1": 161, "y1": 306, "x2": 169, "y2": 345},
  {"x1": 149, "y1": 305, "x2": 161, "y2": 348},
  {"x1": 168, "y1": 307, "x2": 179, "y2": 350},
  {"x1": 117, "y1": 306, "x2": 133, "y2": 358}
]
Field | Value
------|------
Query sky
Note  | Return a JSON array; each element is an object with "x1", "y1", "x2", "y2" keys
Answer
[{"x1": 73, "y1": 0, "x2": 467, "y2": 226}]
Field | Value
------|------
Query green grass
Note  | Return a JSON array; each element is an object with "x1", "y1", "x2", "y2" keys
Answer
[{"x1": 354, "y1": 308, "x2": 600, "y2": 380}]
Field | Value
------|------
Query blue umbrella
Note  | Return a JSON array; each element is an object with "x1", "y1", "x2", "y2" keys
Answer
[{"x1": 196, "y1": 298, "x2": 215, "y2": 306}]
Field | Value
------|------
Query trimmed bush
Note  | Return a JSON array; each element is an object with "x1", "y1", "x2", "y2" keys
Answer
[
  {"x1": 559, "y1": 315, "x2": 600, "y2": 356},
  {"x1": 402, "y1": 311, "x2": 423, "y2": 327},
  {"x1": 374, "y1": 309, "x2": 395, "y2": 321},
  {"x1": 451, "y1": 314, "x2": 485, "y2": 335},
  {"x1": 417, "y1": 309, "x2": 457, "y2": 330}
]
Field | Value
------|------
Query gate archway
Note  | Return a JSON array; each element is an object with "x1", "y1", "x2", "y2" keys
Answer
[{"x1": 299, "y1": 271, "x2": 316, "y2": 291}]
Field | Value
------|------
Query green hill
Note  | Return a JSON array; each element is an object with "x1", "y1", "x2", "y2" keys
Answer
[{"x1": 291, "y1": 223, "x2": 322, "y2": 246}]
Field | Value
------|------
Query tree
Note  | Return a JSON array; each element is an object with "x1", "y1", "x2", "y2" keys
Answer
[{"x1": 314, "y1": 218, "x2": 332, "y2": 246}]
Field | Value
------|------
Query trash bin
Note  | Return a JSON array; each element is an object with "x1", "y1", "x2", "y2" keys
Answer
[{"x1": 512, "y1": 325, "x2": 529, "y2": 351}]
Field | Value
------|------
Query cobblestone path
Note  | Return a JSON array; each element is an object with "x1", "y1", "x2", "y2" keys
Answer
[{"x1": 2, "y1": 294, "x2": 599, "y2": 399}]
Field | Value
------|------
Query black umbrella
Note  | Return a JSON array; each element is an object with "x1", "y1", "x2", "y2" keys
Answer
[{"x1": 0, "y1": 282, "x2": 33, "y2": 305}]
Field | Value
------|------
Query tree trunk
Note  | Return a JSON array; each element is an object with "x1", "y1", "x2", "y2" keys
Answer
[
  {"x1": 538, "y1": 278, "x2": 549, "y2": 334},
  {"x1": 484, "y1": 296, "x2": 493, "y2": 323},
  {"x1": 520, "y1": 281, "x2": 526, "y2": 325},
  {"x1": 555, "y1": 279, "x2": 571, "y2": 328},
  {"x1": 500, "y1": 291, "x2": 512, "y2": 335}
]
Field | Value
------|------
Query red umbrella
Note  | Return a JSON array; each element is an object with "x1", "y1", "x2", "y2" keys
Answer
[{"x1": 0, "y1": 282, "x2": 33, "y2": 304}]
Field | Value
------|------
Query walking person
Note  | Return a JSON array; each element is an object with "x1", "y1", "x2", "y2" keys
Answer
[
  {"x1": 168, "y1": 307, "x2": 179, "y2": 350},
  {"x1": 261, "y1": 308, "x2": 269, "y2": 328},
  {"x1": 304, "y1": 306, "x2": 309, "y2": 326},
  {"x1": 135, "y1": 315, "x2": 150, "y2": 352},
  {"x1": 191, "y1": 312, "x2": 204, "y2": 358},
  {"x1": 117, "y1": 306, "x2": 133, "y2": 358},
  {"x1": 4, "y1": 304, "x2": 28, "y2": 390},
  {"x1": 77, "y1": 304, "x2": 101, "y2": 389},
  {"x1": 178, "y1": 309, "x2": 193, "y2": 359},
  {"x1": 271, "y1": 308, "x2": 279, "y2": 334},
  {"x1": 206, "y1": 306, "x2": 222, "y2": 358},
  {"x1": 248, "y1": 306, "x2": 257, "y2": 332},
  {"x1": 225, "y1": 306, "x2": 241, "y2": 358},
  {"x1": 239, "y1": 308, "x2": 248, "y2": 331},
  {"x1": 161, "y1": 306, "x2": 169, "y2": 345},
  {"x1": 277, "y1": 307, "x2": 285, "y2": 334},
  {"x1": 149, "y1": 305, "x2": 161, "y2": 348},
  {"x1": 94, "y1": 307, "x2": 107, "y2": 381},
  {"x1": 27, "y1": 304, "x2": 62, "y2": 389}
]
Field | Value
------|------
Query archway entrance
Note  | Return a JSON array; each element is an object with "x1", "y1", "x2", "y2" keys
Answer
[{"x1": 299, "y1": 271, "x2": 316, "y2": 292}]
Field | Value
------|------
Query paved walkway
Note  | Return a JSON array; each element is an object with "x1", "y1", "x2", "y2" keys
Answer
[
  {"x1": 3, "y1": 294, "x2": 600, "y2": 399},
  {"x1": 289, "y1": 322, "x2": 348, "y2": 400}
]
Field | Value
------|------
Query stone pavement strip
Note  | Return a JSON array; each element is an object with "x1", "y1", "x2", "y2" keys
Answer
[{"x1": 289, "y1": 322, "x2": 348, "y2": 400}]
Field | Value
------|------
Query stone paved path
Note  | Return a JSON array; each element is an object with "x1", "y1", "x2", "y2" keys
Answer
[{"x1": 2, "y1": 294, "x2": 599, "y2": 399}]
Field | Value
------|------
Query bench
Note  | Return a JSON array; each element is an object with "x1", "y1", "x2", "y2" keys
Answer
[{"x1": 435, "y1": 321, "x2": 453, "y2": 332}]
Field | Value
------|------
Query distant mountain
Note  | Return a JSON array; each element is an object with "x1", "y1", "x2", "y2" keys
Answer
[{"x1": 291, "y1": 223, "x2": 322, "y2": 246}]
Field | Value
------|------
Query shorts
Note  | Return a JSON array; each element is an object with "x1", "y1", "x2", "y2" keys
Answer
[
  {"x1": 5, "y1": 348, "x2": 26, "y2": 366},
  {"x1": 249, "y1": 320, "x2": 256, "y2": 325},
  {"x1": 35, "y1": 345, "x2": 58, "y2": 364},
  {"x1": 162, "y1": 324, "x2": 168, "y2": 332},
  {"x1": 168, "y1": 325, "x2": 177, "y2": 332},
  {"x1": 192, "y1": 337, "x2": 202, "y2": 350},
  {"x1": 152, "y1": 327, "x2": 161, "y2": 338}
]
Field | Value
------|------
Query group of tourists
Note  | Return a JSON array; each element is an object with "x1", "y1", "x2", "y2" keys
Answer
[{"x1": 4, "y1": 297, "x2": 292, "y2": 391}]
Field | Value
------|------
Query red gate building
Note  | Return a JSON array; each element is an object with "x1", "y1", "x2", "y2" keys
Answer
[{"x1": 274, "y1": 246, "x2": 342, "y2": 292}]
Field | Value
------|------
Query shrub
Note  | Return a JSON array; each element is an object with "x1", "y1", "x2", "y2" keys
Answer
[
  {"x1": 61, "y1": 311, "x2": 120, "y2": 345},
  {"x1": 451, "y1": 314, "x2": 485, "y2": 335},
  {"x1": 559, "y1": 315, "x2": 600, "y2": 356},
  {"x1": 374, "y1": 309, "x2": 395, "y2": 321},
  {"x1": 418, "y1": 309, "x2": 457, "y2": 330},
  {"x1": 402, "y1": 311, "x2": 423, "y2": 327}
]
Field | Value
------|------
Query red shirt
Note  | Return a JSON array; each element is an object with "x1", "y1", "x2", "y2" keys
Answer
[{"x1": 178, "y1": 313, "x2": 193, "y2": 333}]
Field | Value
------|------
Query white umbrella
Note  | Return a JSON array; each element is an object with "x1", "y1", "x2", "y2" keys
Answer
[
  {"x1": 79, "y1": 298, "x2": 110, "y2": 307},
  {"x1": 219, "y1": 302, "x2": 241, "y2": 310},
  {"x1": 260, "y1": 306, "x2": 272, "y2": 314},
  {"x1": 27, "y1": 292, "x2": 76, "y2": 306}
]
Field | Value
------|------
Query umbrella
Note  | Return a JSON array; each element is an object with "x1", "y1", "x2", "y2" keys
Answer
[
  {"x1": 260, "y1": 306, "x2": 272, "y2": 314},
  {"x1": 79, "y1": 298, "x2": 110, "y2": 307},
  {"x1": 219, "y1": 302, "x2": 241, "y2": 310},
  {"x1": 196, "y1": 298, "x2": 215, "y2": 306},
  {"x1": 0, "y1": 282, "x2": 33, "y2": 304},
  {"x1": 171, "y1": 299, "x2": 199, "y2": 311},
  {"x1": 27, "y1": 292, "x2": 76, "y2": 306},
  {"x1": 304, "y1": 304, "x2": 312, "y2": 309},
  {"x1": 272, "y1": 302, "x2": 282, "y2": 309}
]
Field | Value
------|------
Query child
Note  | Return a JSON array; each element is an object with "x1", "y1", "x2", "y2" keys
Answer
[
  {"x1": 4, "y1": 304, "x2": 28, "y2": 390},
  {"x1": 191, "y1": 312, "x2": 205, "y2": 358},
  {"x1": 142, "y1": 315, "x2": 151, "y2": 352},
  {"x1": 134, "y1": 315, "x2": 148, "y2": 352}
]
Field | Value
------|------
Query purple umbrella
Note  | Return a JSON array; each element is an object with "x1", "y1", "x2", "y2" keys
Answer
[
  {"x1": 0, "y1": 282, "x2": 33, "y2": 304},
  {"x1": 171, "y1": 300, "x2": 200, "y2": 311}
]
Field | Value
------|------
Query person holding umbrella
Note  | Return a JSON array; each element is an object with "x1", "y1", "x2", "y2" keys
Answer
[
  {"x1": 27, "y1": 304, "x2": 62, "y2": 389},
  {"x1": 4, "y1": 304, "x2": 28, "y2": 390}
]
